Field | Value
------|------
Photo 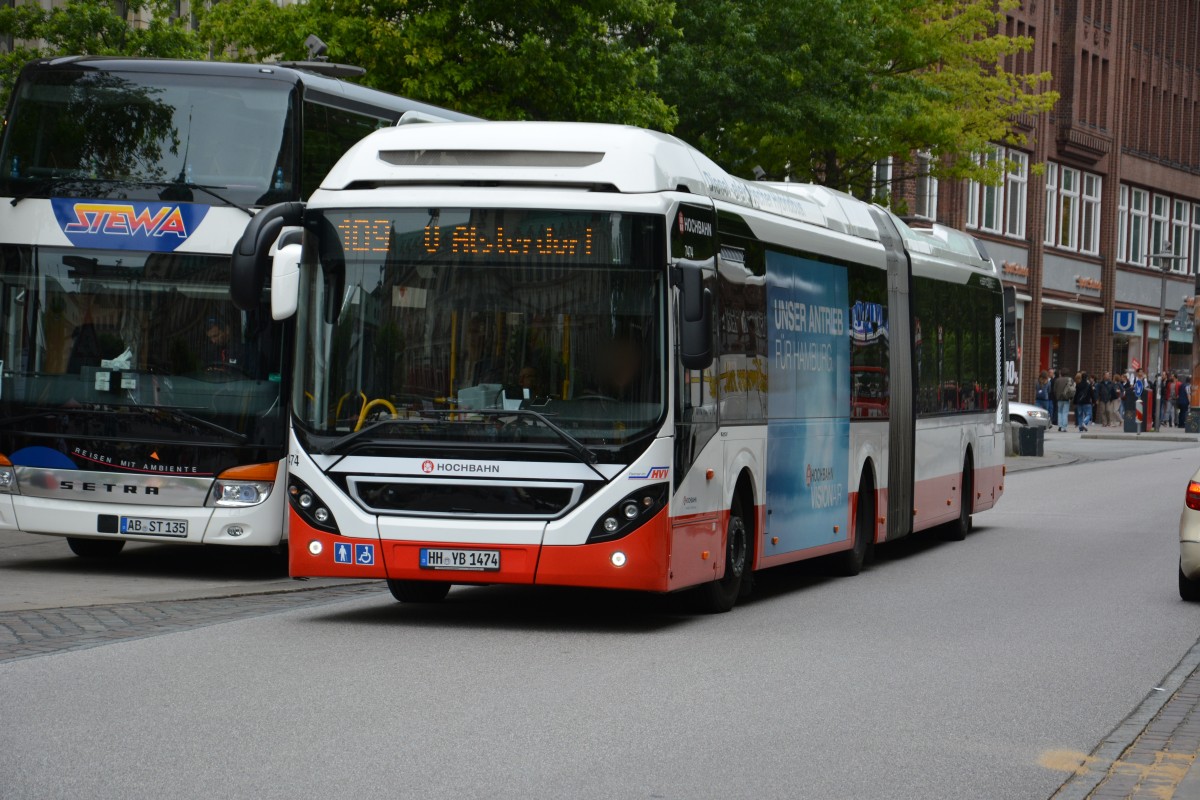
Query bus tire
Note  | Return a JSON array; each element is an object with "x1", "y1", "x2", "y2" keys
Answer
[
  {"x1": 694, "y1": 494, "x2": 749, "y2": 613},
  {"x1": 834, "y1": 473, "x2": 874, "y2": 576},
  {"x1": 66, "y1": 537, "x2": 126, "y2": 558},
  {"x1": 941, "y1": 455, "x2": 973, "y2": 542},
  {"x1": 386, "y1": 579, "x2": 451, "y2": 603}
]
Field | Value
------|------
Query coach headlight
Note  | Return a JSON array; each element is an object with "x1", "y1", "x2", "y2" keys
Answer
[
  {"x1": 209, "y1": 462, "x2": 278, "y2": 508},
  {"x1": 0, "y1": 455, "x2": 16, "y2": 494}
]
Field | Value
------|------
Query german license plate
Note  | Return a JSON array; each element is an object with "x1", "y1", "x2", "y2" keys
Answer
[
  {"x1": 119, "y1": 516, "x2": 188, "y2": 537},
  {"x1": 419, "y1": 548, "x2": 500, "y2": 571}
]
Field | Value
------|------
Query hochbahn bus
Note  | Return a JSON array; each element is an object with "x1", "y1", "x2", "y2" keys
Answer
[
  {"x1": 0, "y1": 56, "x2": 475, "y2": 557},
  {"x1": 232, "y1": 121, "x2": 1007, "y2": 611}
]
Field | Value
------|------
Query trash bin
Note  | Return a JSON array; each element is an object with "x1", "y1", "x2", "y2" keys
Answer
[
  {"x1": 1124, "y1": 405, "x2": 1140, "y2": 433},
  {"x1": 1017, "y1": 425, "x2": 1044, "y2": 456}
]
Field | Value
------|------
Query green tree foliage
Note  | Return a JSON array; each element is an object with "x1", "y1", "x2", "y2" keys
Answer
[
  {"x1": 659, "y1": 0, "x2": 1058, "y2": 195},
  {"x1": 197, "y1": 0, "x2": 678, "y2": 127},
  {"x1": 0, "y1": 0, "x2": 204, "y2": 105}
]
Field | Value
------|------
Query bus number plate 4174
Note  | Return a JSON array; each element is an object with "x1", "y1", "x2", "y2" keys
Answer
[{"x1": 420, "y1": 548, "x2": 500, "y2": 571}]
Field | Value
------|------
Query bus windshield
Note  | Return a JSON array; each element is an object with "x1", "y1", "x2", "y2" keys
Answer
[
  {"x1": 0, "y1": 245, "x2": 285, "y2": 446},
  {"x1": 295, "y1": 208, "x2": 667, "y2": 455},
  {"x1": 0, "y1": 67, "x2": 296, "y2": 208}
]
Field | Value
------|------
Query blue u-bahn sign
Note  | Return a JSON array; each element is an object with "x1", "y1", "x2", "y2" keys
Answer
[{"x1": 1113, "y1": 309, "x2": 1137, "y2": 334}]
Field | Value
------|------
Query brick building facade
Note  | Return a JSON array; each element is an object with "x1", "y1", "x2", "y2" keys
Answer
[{"x1": 940, "y1": 0, "x2": 1200, "y2": 402}]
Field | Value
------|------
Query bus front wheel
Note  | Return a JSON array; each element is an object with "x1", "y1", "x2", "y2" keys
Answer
[
  {"x1": 66, "y1": 537, "x2": 126, "y2": 558},
  {"x1": 941, "y1": 456, "x2": 974, "y2": 542},
  {"x1": 694, "y1": 495, "x2": 749, "y2": 613},
  {"x1": 386, "y1": 579, "x2": 451, "y2": 603}
]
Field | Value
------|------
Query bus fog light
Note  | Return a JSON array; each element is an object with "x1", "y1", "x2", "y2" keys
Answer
[
  {"x1": 611, "y1": 551, "x2": 627, "y2": 567},
  {"x1": 603, "y1": 517, "x2": 619, "y2": 533},
  {"x1": 225, "y1": 525, "x2": 244, "y2": 538},
  {"x1": 299, "y1": 493, "x2": 314, "y2": 509},
  {"x1": 308, "y1": 540, "x2": 323, "y2": 555},
  {"x1": 314, "y1": 508, "x2": 330, "y2": 523},
  {"x1": 0, "y1": 467, "x2": 14, "y2": 492},
  {"x1": 622, "y1": 502, "x2": 639, "y2": 520}
]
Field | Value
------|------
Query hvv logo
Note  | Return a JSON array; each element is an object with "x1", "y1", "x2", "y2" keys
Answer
[
  {"x1": 52, "y1": 199, "x2": 210, "y2": 253},
  {"x1": 629, "y1": 466, "x2": 670, "y2": 480}
]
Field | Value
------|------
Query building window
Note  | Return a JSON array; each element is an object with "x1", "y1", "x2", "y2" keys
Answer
[
  {"x1": 1151, "y1": 195, "x2": 1170, "y2": 258},
  {"x1": 1005, "y1": 151, "x2": 1028, "y2": 238},
  {"x1": 1118, "y1": 185, "x2": 1128, "y2": 263},
  {"x1": 1129, "y1": 188, "x2": 1148, "y2": 265},
  {"x1": 1057, "y1": 166, "x2": 1080, "y2": 250},
  {"x1": 1045, "y1": 162, "x2": 1103, "y2": 255},
  {"x1": 1044, "y1": 163, "x2": 1058, "y2": 247},
  {"x1": 1080, "y1": 173, "x2": 1102, "y2": 255},
  {"x1": 914, "y1": 151, "x2": 938, "y2": 222},
  {"x1": 1171, "y1": 201, "x2": 1191, "y2": 274},
  {"x1": 874, "y1": 157, "x2": 892, "y2": 202},
  {"x1": 1192, "y1": 205, "x2": 1200, "y2": 278},
  {"x1": 965, "y1": 146, "x2": 1028, "y2": 240}
]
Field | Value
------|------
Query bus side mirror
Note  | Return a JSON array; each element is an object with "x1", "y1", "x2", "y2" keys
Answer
[
  {"x1": 231, "y1": 201, "x2": 305, "y2": 311},
  {"x1": 675, "y1": 260, "x2": 713, "y2": 370},
  {"x1": 271, "y1": 243, "x2": 303, "y2": 320}
]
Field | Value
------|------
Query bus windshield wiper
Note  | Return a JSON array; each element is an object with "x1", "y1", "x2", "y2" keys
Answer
[
  {"x1": 9, "y1": 176, "x2": 88, "y2": 206},
  {"x1": 323, "y1": 409, "x2": 606, "y2": 478},
  {"x1": 155, "y1": 406, "x2": 248, "y2": 442},
  {"x1": 9, "y1": 175, "x2": 253, "y2": 216}
]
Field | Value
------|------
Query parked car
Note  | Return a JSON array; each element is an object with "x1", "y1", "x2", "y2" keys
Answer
[
  {"x1": 1008, "y1": 401, "x2": 1051, "y2": 429},
  {"x1": 1180, "y1": 468, "x2": 1200, "y2": 601}
]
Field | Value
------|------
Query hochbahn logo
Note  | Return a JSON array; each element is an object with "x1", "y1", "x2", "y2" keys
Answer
[
  {"x1": 677, "y1": 211, "x2": 712, "y2": 237},
  {"x1": 52, "y1": 199, "x2": 210, "y2": 253},
  {"x1": 420, "y1": 460, "x2": 501, "y2": 474}
]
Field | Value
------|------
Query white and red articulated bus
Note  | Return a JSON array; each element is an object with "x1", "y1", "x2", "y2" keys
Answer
[{"x1": 232, "y1": 121, "x2": 1006, "y2": 611}]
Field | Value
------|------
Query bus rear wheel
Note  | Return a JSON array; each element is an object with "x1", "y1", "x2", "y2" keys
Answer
[
  {"x1": 66, "y1": 537, "x2": 126, "y2": 558},
  {"x1": 694, "y1": 495, "x2": 749, "y2": 613},
  {"x1": 941, "y1": 455, "x2": 973, "y2": 542},
  {"x1": 386, "y1": 579, "x2": 451, "y2": 603},
  {"x1": 834, "y1": 474, "x2": 874, "y2": 576}
]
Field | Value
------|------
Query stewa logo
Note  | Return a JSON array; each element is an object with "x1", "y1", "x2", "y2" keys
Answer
[{"x1": 52, "y1": 199, "x2": 210, "y2": 253}]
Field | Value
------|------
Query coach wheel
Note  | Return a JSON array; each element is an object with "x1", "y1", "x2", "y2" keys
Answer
[
  {"x1": 66, "y1": 537, "x2": 126, "y2": 558},
  {"x1": 834, "y1": 473, "x2": 874, "y2": 576},
  {"x1": 941, "y1": 455, "x2": 973, "y2": 542},
  {"x1": 695, "y1": 494, "x2": 749, "y2": 613},
  {"x1": 1180, "y1": 562, "x2": 1200, "y2": 602},
  {"x1": 386, "y1": 579, "x2": 451, "y2": 603}
]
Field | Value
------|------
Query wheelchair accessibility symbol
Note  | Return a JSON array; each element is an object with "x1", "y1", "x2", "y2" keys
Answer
[{"x1": 354, "y1": 544, "x2": 375, "y2": 566}]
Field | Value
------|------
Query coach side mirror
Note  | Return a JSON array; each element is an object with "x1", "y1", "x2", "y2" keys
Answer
[
  {"x1": 674, "y1": 260, "x2": 713, "y2": 370},
  {"x1": 231, "y1": 202, "x2": 305, "y2": 311}
]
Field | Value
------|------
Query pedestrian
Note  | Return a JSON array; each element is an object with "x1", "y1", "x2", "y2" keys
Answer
[
  {"x1": 1133, "y1": 368, "x2": 1149, "y2": 430},
  {"x1": 1164, "y1": 372, "x2": 1179, "y2": 428},
  {"x1": 1178, "y1": 375, "x2": 1192, "y2": 429},
  {"x1": 1047, "y1": 368, "x2": 1059, "y2": 426},
  {"x1": 1035, "y1": 370, "x2": 1053, "y2": 419},
  {"x1": 1072, "y1": 371, "x2": 1093, "y2": 432},
  {"x1": 1095, "y1": 371, "x2": 1113, "y2": 426},
  {"x1": 1104, "y1": 374, "x2": 1123, "y2": 429},
  {"x1": 1052, "y1": 369, "x2": 1075, "y2": 431}
]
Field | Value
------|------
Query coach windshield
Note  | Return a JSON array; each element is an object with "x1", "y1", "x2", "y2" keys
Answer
[{"x1": 294, "y1": 208, "x2": 667, "y2": 458}]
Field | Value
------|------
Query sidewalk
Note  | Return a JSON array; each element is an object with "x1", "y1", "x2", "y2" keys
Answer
[{"x1": 1004, "y1": 424, "x2": 1200, "y2": 799}]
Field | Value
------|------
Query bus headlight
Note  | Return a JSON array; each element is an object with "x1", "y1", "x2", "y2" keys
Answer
[
  {"x1": 587, "y1": 483, "x2": 669, "y2": 543},
  {"x1": 0, "y1": 465, "x2": 15, "y2": 494},
  {"x1": 209, "y1": 462, "x2": 278, "y2": 508},
  {"x1": 288, "y1": 476, "x2": 340, "y2": 534},
  {"x1": 214, "y1": 481, "x2": 273, "y2": 506}
]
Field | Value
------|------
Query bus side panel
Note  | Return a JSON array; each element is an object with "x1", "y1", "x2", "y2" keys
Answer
[{"x1": 667, "y1": 511, "x2": 722, "y2": 589}]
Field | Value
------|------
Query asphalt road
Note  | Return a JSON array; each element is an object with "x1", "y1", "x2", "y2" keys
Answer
[{"x1": 3, "y1": 436, "x2": 1200, "y2": 799}]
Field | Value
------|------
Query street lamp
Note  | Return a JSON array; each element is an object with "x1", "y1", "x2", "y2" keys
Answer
[{"x1": 1152, "y1": 242, "x2": 1187, "y2": 431}]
